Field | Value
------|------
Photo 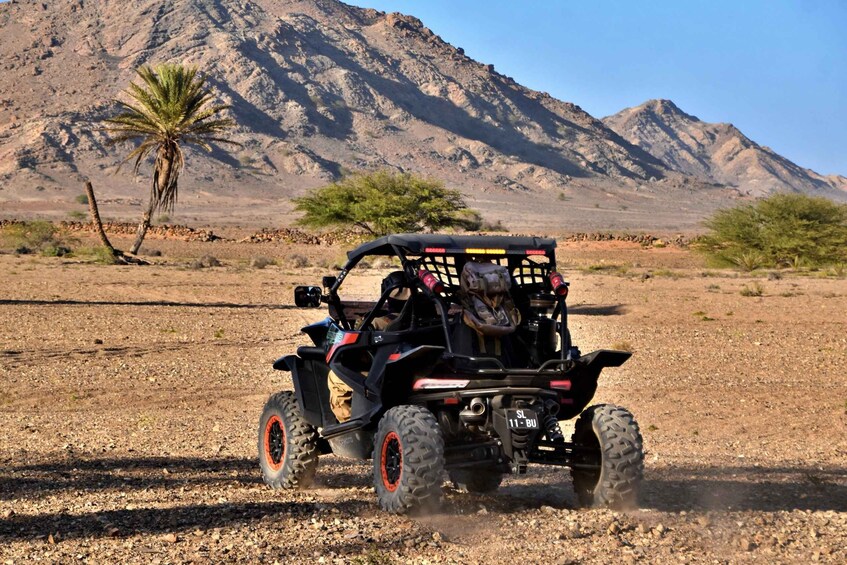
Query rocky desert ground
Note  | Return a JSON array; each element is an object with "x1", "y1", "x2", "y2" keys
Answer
[{"x1": 1, "y1": 229, "x2": 845, "y2": 564}]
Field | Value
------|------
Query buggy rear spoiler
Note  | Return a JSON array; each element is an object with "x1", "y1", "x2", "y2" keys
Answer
[{"x1": 441, "y1": 349, "x2": 631, "y2": 375}]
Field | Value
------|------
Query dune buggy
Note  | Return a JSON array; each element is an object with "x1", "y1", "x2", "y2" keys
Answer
[{"x1": 258, "y1": 234, "x2": 643, "y2": 513}]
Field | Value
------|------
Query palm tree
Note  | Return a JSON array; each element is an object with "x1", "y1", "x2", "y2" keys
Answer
[{"x1": 103, "y1": 63, "x2": 238, "y2": 254}]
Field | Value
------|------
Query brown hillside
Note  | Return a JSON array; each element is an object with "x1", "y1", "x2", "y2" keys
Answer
[
  {"x1": 603, "y1": 99, "x2": 847, "y2": 197},
  {"x1": 0, "y1": 0, "x2": 733, "y2": 230}
]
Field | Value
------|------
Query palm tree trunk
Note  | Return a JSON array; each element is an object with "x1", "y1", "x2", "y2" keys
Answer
[
  {"x1": 130, "y1": 153, "x2": 173, "y2": 255},
  {"x1": 84, "y1": 181, "x2": 117, "y2": 255},
  {"x1": 130, "y1": 197, "x2": 156, "y2": 255}
]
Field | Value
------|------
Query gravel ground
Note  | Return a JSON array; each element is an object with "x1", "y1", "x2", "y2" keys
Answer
[{"x1": 1, "y1": 236, "x2": 845, "y2": 564}]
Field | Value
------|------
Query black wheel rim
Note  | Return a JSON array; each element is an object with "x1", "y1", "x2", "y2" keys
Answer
[
  {"x1": 268, "y1": 419, "x2": 284, "y2": 465},
  {"x1": 383, "y1": 435, "x2": 402, "y2": 487}
]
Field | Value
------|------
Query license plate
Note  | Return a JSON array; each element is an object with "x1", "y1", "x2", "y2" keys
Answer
[{"x1": 506, "y1": 409, "x2": 539, "y2": 430}]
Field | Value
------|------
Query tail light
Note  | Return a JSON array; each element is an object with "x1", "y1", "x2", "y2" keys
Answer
[{"x1": 412, "y1": 378, "x2": 470, "y2": 390}]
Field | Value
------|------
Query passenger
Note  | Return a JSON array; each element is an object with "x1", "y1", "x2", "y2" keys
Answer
[{"x1": 328, "y1": 274, "x2": 410, "y2": 422}]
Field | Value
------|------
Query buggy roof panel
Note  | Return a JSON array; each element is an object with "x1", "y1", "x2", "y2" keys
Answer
[{"x1": 346, "y1": 234, "x2": 557, "y2": 262}]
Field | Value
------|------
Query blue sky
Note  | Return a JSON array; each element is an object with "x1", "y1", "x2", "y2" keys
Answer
[{"x1": 352, "y1": 1, "x2": 846, "y2": 176}]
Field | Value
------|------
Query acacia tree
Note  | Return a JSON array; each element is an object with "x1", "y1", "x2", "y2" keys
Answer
[
  {"x1": 294, "y1": 170, "x2": 481, "y2": 236},
  {"x1": 103, "y1": 63, "x2": 238, "y2": 254},
  {"x1": 697, "y1": 193, "x2": 847, "y2": 269}
]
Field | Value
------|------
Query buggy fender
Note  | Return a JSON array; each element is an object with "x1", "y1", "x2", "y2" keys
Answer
[
  {"x1": 556, "y1": 349, "x2": 631, "y2": 419},
  {"x1": 273, "y1": 355, "x2": 298, "y2": 371},
  {"x1": 578, "y1": 349, "x2": 631, "y2": 369}
]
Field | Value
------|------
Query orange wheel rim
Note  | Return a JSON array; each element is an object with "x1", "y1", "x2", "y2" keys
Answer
[
  {"x1": 264, "y1": 415, "x2": 285, "y2": 471},
  {"x1": 380, "y1": 431, "x2": 402, "y2": 492}
]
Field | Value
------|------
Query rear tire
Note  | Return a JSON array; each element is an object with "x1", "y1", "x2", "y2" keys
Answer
[
  {"x1": 571, "y1": 403, "x2": 643, "y2": 509},
  {"x1": 450, "y1": 469, "x2": 503, "y2": 493},
  {"x1": 258, "y1": 391, "x2": 319, "y2": 490},
  {"x1": 373, "y1": 405, "x2": 445, "y2": 514}
]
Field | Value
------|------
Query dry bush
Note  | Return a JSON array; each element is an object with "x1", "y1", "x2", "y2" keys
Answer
[
  {"x1": 288, "y1": 254, "x2": 309, "y2": 268},
  {"x1": 250, "y1": 256, "x2": 276, "y2": 269},
  {"x1": 190, "y1": 255, "x2": 221, "y2": 269},
  {"x1": 739, "y1": 282, "x2": 764, "y2": 297}
]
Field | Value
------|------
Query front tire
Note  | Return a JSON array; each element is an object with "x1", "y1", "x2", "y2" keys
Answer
[
  {"x1": 373, "y1": 405, "x2": 445, "y2": 514},
  {"x1": 571, "y1": 404, "x2": 643, "y2": 509},
  {"x1": 258, "y1": 391, "x2": 319, "y2": 489}
]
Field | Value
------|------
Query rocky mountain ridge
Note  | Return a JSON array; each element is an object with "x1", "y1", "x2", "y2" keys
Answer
[
  {"x1": 0, "y1": 0, "x2": 840, "y2": 230},
  {"x1": 603, "y1": 99, "x2": 846, "y2": 197}
]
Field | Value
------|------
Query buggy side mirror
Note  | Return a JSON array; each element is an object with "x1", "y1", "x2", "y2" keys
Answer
[
  {"x1": 294, "y1": 286, "x2": 322, "y2": 308},
  {"x1": 322, "y1": 276, "x2": 337, "y2": 290}
]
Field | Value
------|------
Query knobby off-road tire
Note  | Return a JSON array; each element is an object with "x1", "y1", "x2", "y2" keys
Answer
[
  {"x1": 373, "y1": 405, "x2": 445, "y2": 514},
  {"x1": 449, "y1": 469, "x2": 503, "y2": 493},
  {"x1": 571, "y1": 403, "x2": 644, "y2": 509},
  {"x1": 258, "y1": 391, "x2": 319, "y2": 490}
]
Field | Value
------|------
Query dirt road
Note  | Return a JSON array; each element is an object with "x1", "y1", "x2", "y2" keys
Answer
[{"x1": 1, "y1": 237, "x2": 845, "y2": 563}]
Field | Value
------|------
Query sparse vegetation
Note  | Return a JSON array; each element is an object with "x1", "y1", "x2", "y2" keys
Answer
[
  {"x1": 650, "y1": 268, "x2": 684, "y2": 279},
  {"x1": 189, "y1": 255, "x2": 221, "y2": 269},
  {"x1": 371, "y1": 257, "x2": 396, "y2": 269},
  {"x1": 288, "y1": 254, "x2": 309, "y2": 268},
  {"x1": 249, "y1": 256, "x2": 275, "y2": 269},
  {"x1": 75, "y1": 246, "x2": 120, "y2": 265},
  {"x1": 0, "y1": 220, "x2": 75, "y2": 256},
  {"x1": 739, "y1": 282, "x2": 764, "y2": 297},
  {"x1": 698, "y1": 194, "x2": 847, "y2": 269},
  {"x1": 730, "y1": 250, "x2": 765, "y2": 272},
  {"x1": 68, "y1": 210, "x2": 86, "y2": 220},
  {"x1": 74, "y1": 194, "x2": 89, "y2": 205},
  {"x1": 583, "y1": 263, "x2": 629, "y2": 275},
  {"x1": 156, "y1": 214, "x2": 171, "y2": 224},
  {"x1": 294, "y1": 170, "x2": 483, "y2": 236},
  {"x1": 827, "y1": 263, "x2": 846, "y2": 278},
  {"x1": 351, "y1": 547, "x2": 393, "y2": 565},
  {"x1": 41, "y1": 244, "x2": 72, "y2": 257},
  {"x1": 103, "y1": 63, "x2": 239, "y2": 254}
]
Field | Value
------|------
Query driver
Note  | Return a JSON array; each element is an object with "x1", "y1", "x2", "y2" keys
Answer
[{"x1": 327, "y1": 273, "x2": 410, "y2": 422}]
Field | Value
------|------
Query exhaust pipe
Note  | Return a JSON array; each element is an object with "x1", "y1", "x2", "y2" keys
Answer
[{"x1": 459, "y1": 397, "x2": 487, "y2": 423}]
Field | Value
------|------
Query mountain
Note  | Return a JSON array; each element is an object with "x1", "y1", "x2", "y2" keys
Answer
[
  {"x1": 1, "y1": 0, "x2": 734, "y2": 231},
  {"x1": 603, "y1": 99, "x2": 847, "y2": 197}
]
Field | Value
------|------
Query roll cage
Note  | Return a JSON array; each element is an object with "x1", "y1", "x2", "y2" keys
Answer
[{"x1": 321, "y1": 234, "x2": 572, "y2": 363}]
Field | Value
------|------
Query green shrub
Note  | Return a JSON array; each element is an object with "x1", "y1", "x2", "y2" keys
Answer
[
  {"x1": 697, "y1": 194, "x2": 847, "y2": 269},
  {"x1": 41, "y1": 244, "x2": 71, "y2": 257},
  {"x1": 1, "y1": 220, "x2": 76, "y2": 255},
  {"x1": 75, "y1": 246, "x2": 118, "y2": 264},
  {"x1": 68, "y1": 210, "x2": 86, "y2": 220},
  {"x1": 293, "y1": 170, "x2": 483, "y2": 236},
  {"x1": 75, "y1": 194, "x2": 89, "y2": 205}
]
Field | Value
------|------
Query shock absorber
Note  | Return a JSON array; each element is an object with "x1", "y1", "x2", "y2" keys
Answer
[{"x1": 538, "y1": 400, "x2": 564, "y2": 442}]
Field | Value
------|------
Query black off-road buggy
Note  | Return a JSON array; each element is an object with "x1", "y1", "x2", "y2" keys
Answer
[{"x1": 258, "y1": 234, "x2": 643, "y2": 513}]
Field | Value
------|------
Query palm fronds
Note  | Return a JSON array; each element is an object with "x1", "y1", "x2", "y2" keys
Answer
[{"x1": 103, "y1": 63, "x2": 239, "y2": 212}]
